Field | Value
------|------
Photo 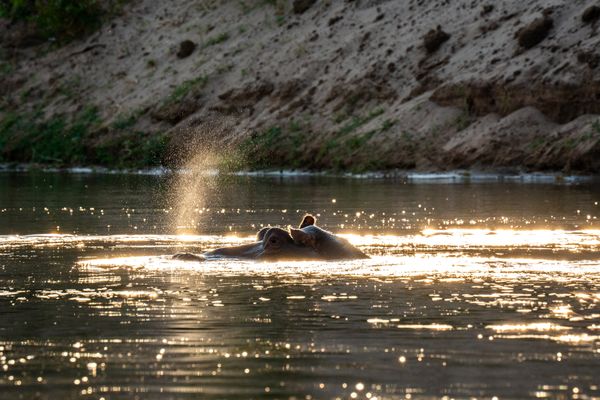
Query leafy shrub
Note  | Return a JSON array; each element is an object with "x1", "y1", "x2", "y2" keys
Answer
[
  {"x1": 0, "y1": 0, "x2": 124, "y2": 40},
  {"x1": 0, "y1": 105, "x2": 100, "y2": 164}
]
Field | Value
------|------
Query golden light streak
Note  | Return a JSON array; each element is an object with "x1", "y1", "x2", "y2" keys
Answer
[
  {"x1": 396, "y1": 324, "x2": 453, "y2": 330},
  {"x1": 486, "y1": 323, "x2": 572, "y2": 332}
]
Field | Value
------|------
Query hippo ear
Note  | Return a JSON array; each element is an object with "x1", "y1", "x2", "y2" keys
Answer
[
  {"x1": 256, "y1": 227, "x2": 270, "y2": 241},
  {"x1": 299, "y1": 214, "x2": 316, "y2": 228},
  {"x1": 289, "y1": 228, "x2": 317, "y2": 248}
]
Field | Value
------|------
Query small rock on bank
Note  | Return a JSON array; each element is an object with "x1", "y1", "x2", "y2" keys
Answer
[
  {"x1": 582, "y1": 5, "x2": 600, "y2": 23},
  {"x1": 293, "y1": 0, "x2": 316, "y2": 14},
  {"x1": 177, "y1": 40, "x2": 196, "y2": 58},
  {"x1": 516, "y1": 17, "x2": 553, "y2": 49},
  {"x1": 423, "y1": 26, "x2": 450, "y2": 54}
]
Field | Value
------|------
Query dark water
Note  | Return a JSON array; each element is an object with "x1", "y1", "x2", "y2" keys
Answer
[{"x1": 1, "y1": 171, "x2": 599, "y2": 399}]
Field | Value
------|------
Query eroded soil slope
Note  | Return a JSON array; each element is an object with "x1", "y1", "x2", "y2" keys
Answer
[{"x1": 2, "y1": 0, "x2": 600, "y2": 172}]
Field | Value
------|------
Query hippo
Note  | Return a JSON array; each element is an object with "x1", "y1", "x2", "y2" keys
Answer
[
  {"x1": 172, "y1": 214, "x2": 368, "y2": 262},
  {"x1": 173, "y1": 226, "x2": 320, "y2": 262},
  {"x1": 289, "y1": 215, "x2": 369, "y2": 260}
]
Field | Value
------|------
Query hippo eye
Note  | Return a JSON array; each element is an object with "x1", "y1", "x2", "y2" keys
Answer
[{"x1": 267, "y1": 236, "x2": 282, "y2": 248}]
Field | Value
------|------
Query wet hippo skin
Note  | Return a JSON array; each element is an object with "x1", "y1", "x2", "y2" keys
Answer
[
  {"x1": 173, "y1": 214, "x2": 368, "y2": 261},
  {"x1": 289, "y1": 215, "x2": 369, "y2": 260},
  {"x1": 172, "y1": 227, "x2": 320, "y2": 262}
]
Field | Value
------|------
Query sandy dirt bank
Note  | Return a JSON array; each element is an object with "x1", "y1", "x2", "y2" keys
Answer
[{"x1": 1, "y1": 0, "x2": 600, "y2": 173}]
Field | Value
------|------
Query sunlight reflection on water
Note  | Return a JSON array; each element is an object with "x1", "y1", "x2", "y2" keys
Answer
[
  {"x1": 1, "y1": 229, "x2": 599, "y2": 399},
  {"x1": 1, "y1": 171, "x2": 600, "y2": 399}
]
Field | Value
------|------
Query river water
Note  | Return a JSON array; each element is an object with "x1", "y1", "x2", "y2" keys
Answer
[{"x1": 0, "y1": 171, "x2": 599, "y2": 399}]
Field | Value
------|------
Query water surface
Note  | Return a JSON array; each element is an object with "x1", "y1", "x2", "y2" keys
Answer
[{"x1": 0, "y1": 171, "x2": 599, "y2": 399}]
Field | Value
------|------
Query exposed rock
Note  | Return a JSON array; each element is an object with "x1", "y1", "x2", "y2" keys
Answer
[
  {"x1": 423, "y1": 26, "x2": 450, "y2": 54},
  {"x1": 292, "y1": 0, "x2": 317, "y2": 14},
  {"x1": 531, "y1": 116, "x2": 600, "y2": 171},
  {"x1": 176, "y1": 40, "x2": 196, "y2": 58},
  {"x1": 431, "y1": 81, "x2": 600, "y2": 124},
  {"x1": 479, "y1": 20, "x2": 500, "y2": 34},
  {"x1": 325, "y1": 65, "x2": 397, "y2": 113},
  {"x1": 481, "y1": 5, "x2": 494, "y2": 16},
  {"x1": 442, "y1": 107, "x2": 554, "y2": 169},
  {"x1": 582, "y1": 5, "x2": 600, "y2": 24},
  {"x1": 165, "y1": 111, "x2": 240, "y2": 164},
  {"x1": 577, "y1": 51, "x2": 600, "y2": 68},
  {"x1": 272, "y1": 79, "x2": 306, "y2": 103},
  {"x1": 515, "y1": 17, "x2": 553, "y2": 49},
  {"x1": 215, "y1": 81, "x2": 275, "y2": 114},
  {"x1": 218, "y1": 81, "x2": 274, "y2": 104},
  {"x1": 152, "y1": 99, "x2": 200, "y2": 124},
  {"x1": 416, "y1": 57, "x2": 450, "y2": 81},
  {"x1": 328, "y1": 15, "x2": 343, "y2": 26}
]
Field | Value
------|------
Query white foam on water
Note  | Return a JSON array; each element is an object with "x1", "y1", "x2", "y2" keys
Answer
[{"x1": 0, "y1": 164, "x2": 596, "y2": 183}]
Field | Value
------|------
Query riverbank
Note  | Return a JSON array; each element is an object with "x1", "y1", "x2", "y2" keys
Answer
[
  {"x1": 2, "y1": 0, "x2": 600, "y2": 173},
  {"x1": 1, "y1": 163, "x2": 597, "y2": 184}
]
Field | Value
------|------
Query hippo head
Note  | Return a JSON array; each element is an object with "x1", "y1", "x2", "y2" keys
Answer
[
  {"x1": 191, "y1": 213, "x2": 367, "y2": 261},
  {"x1": 205, "y1": 226, "x2": 319, "y2": 261},
  {"x1": 299, "y1": 214, "x2": 316, "y2": 229},
  {"x1": 258, "y1": 227, "x2": 318, "y2": 261},
  {"x1": 289, "y1": 214, "x2": 319, "y2": 248},
  {"x1": 289, "y1": 214, "x2": 369, "y2": 260}
]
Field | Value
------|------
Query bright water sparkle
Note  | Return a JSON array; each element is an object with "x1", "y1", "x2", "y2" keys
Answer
[{"x1": 0, "y1": 171, "x2": 599, "y2": 399}]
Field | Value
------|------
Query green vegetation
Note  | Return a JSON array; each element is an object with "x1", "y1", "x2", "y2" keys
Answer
[
  {"x1": 314, "y1": 108, "x2": 390, "y2": 171},
  {"x1": 111, "y1": 109, "x2": 143, "y2": 130},
  {"x1": 19, "y1": 86, "x2": 34, "y2": 102},
  {"x1": 345, "y1": 130, "x2": 377, "y2": 152},
  {"x1": 240, "y1": 126, "x2": 285, "y2": 168},
  {"x1": 316, "y1": 129, "x2": 386, "y2": 172},
  {"x1": 453, "y1": 111, "x2": 473, "y2": 131},
  {"x1": 294, "y1": 44, "x2": 308, "y2": 57},
  {"x1": 0, "y1": 61, "x2": 13, "y2": 77},
  {"x1": 166, "y1": 75, "x2": 208, "y2": 104},
  {"x1": 0, "y1": 106, "x2": 167, "y2": 168},
  {"x1": 239, "y1": 120, "x2": 308, "y2": 169},
  {"x1": 0, "y1": 106, "x2": 100, "y2": 164},
  {"x1": 215, "y1": 63, "x2": 234, "y2": 74},
  {"x1": 56, "y1": 75, "x2": 82, "y2": 99},
  {"x1": 238, "y1": 108, "x2": 391, "y2": 172},
  {"x1": 562, "y1": 137, "x2": 577, "y2": 150},
  {"x1": 528, "y1": 136, "x2": 545, "y2": 151},
  {"x1": 380, "y1": 119, "x2": 397, "y2": 132},
  {"x1": 401, "y1": 131, "x2": 417, "y2": 152},
  {"x1": 93, "y1": 132, "x2": 168, "y2": 168},
  {"x1": 0, "y1": 0, "x2": 126, "y2": 41},
  {"x1": 204, "y1": 32, "x2": 230, "y2": 47},
  {"x1": 275, "y1": 14, "x2": 285, "y2": 26},
  {"x1": 337, "y1": 108, "x2": 384, "y2": 136},
  {"x1": 591, "y1": 119, "x2": 600, "y2": 135}
]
